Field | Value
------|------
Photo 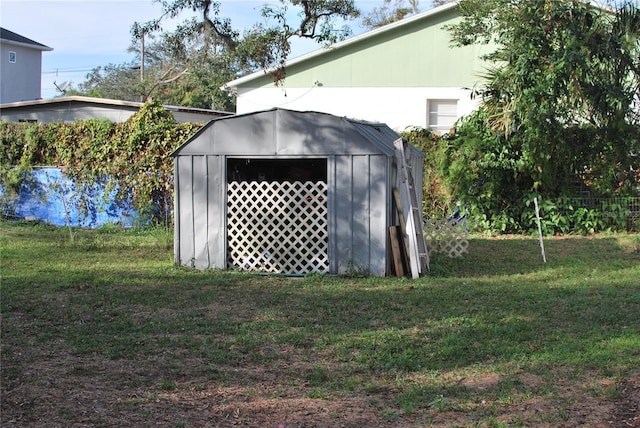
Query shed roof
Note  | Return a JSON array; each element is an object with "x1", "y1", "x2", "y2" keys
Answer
[
  {"x1": 0, "y1": 27, "x2": 52, "y2": 51},
  {"x1": 172, "y1": 108, "x2": 424, "y2": 158}
]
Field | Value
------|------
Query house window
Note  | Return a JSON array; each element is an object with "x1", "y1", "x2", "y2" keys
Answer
[
  {"x1": 8, "y1": 51, "x2": 16, "y2": 63},
  {"x1": 427, "y1": 99, "x2": 458, "y2": 133}
]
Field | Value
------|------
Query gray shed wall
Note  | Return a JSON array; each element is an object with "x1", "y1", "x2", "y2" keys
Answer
[
  {"x1": 331, "y1": 154, "x2": 391, "y2": 275},
  {"x1": 174, "y1": 153, "x2": 392, "y2": 275},
  {"x1": 0, "y1": 104, "x2": 140, "y2": 123},
  {"x1": 174, "y1": 155, "x2": 226, "y2": 270}
]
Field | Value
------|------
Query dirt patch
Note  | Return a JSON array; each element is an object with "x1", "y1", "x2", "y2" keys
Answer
[
  {"x1": 1, "y1": 343, "x2": 407, "y2": 428},
  {"x1": 3, "y1": 345, "x2": 639, "y2": 428},
  {"x1": 610, "y1": 376, "x2": 640, "y2": 427},
  {"x1": 460, "y1": 372, "x2": 502, "y2": 390}
]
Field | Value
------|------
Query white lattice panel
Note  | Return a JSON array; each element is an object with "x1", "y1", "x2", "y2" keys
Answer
[
  {"x1": 227, "y1": 180, "x2": 329, "y2": 274},
  {"x1": 423, "y1": 218, "x2": 469, "y2": 258}
]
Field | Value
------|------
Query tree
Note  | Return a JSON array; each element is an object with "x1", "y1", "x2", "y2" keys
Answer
[
  {"x1": 76, "y1": 1, "x2": 360, "y2": 106},
  {"x1": 361, "y1": 0, "x2": 421, "y2": 29},
  {"x1": 133, "y1": 0, "x2": 360, "y2": 84},
  {"x1": 445, "y1": 0, "x2": 640, "y2": 197},
  {"x1": 75, "y1": 26, "x2": 236, "y2": 110},
  {"x1": 131, "y1": 0, "x2": 238, "y2": 59},
  {"x1": 150, "y1": 55, "x2": 236, "y2": 111},
  {"x1": 129, "y1": 29, "x2": 237, "y2": 110},
  {"x1": 76, "y1": 62, "x2": 145, "y2": 101}
]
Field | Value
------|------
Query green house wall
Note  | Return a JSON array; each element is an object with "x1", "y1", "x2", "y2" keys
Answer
[{"x1": 242, "y1": 7, "x2": 492, "y2": 90}]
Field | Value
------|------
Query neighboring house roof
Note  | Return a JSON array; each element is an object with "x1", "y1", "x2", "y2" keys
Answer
[
  {"x1": 0, "y1": 95, "x2": 226, "y2": 112},
  {"x1": 223, "y1": 2, "x2": 458, "y2": 90},
  {"x1": 1, "y1": 96, "x2": 146, "y2": 110},
  {"x1": 0, "y1": 96, "x2": 233, "y2": 123},
  {"x1": 0, "y1": 27, "x2": 53, "y2": 51}
]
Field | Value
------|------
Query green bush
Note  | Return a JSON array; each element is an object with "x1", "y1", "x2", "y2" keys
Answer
[{"x1": 408, "y1": 107, "x2": 639, "y2": 235}]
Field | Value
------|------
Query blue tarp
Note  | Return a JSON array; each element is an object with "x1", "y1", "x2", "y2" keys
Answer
[{"x1": 1, "y1": 167, "x2": 138, "y2": 228}]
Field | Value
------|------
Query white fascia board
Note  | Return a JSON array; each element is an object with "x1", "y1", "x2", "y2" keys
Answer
[{"x1": 0, "y1": 39, "x2": 53, "y2": 52}]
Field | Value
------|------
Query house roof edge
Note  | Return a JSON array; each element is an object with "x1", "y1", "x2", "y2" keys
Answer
[{"x1": 0, "y1": 27, "x2": 53, "y2": 51}]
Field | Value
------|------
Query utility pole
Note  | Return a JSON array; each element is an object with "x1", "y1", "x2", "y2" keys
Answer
[
  {"x1": 140, "y1": 31, "x2": 145, "y2": 83},
  {"x1": 140, "y1": 31, "x2": 145, "y2": 102}
]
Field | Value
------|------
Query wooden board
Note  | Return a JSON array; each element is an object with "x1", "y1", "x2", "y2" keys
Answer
[
  {"x1": 392, "y1": 188, "x2": 411, "y2": 272},
  {"x1": 389, "y1": 225, "x2": 406, "y2": 277}
]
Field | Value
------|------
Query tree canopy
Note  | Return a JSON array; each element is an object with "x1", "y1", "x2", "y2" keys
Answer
[{"x1": 361, "y1": 0, "x2": 421, "y2": 28}]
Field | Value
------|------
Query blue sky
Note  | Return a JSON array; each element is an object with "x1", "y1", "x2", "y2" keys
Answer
[{"x1": 0, "y1": 0, "x2": 405, "y2": 100}]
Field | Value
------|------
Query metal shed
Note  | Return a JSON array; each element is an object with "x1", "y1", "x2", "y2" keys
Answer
[{"x1": 172, "y1": 108, "x2": 424, "y2": 276}]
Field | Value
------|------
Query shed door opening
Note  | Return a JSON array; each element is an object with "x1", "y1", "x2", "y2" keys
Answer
[{"x1": 226, "y1": 158, "x2": 328, "y2": 274}]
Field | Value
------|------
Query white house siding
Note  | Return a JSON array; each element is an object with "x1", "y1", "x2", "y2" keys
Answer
[{"x1": 234, "y1": 86, "x2": 480, "y2": 132}]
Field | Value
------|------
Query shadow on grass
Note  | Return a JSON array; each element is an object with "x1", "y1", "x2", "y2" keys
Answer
[{"x1": 8, "y1": 261, "x2": 636, "y2": 374}]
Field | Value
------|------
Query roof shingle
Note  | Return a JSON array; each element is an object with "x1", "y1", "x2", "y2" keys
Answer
[{"x1": 0, "y1": 27, "x2": 52, "y2": 50}]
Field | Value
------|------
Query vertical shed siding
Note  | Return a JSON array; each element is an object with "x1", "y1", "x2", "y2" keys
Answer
[
  {"x1": 174, "y1": 158, "x2": 181, "y2": 265},
  {"x1": 206, "y1": 155, "x2": 226, "y2": 269},
  {"x1": 332, "y1": 154, "x2": 389, "y2": 276},
  {"x1": 175, "y1": 155, "x2": 226, "y2": 270},
  {"x1": 351, "y1": 155, "x2": 372, "y2": 270},
  {"x1": 191, "y1": 156, "x2": 209, "y2": 268},
  {"x1": 334, "y1": 154, "x2": 352, "y2": 273},
  {"x1": 369, "y1": 155, "x2": 390, "y2": 275},
  {"x1": 176, "y1": 156, "x2": 195, "y2": 266}
]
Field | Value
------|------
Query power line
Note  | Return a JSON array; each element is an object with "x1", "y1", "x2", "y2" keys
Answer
[{"x1": 42, "y1": 68, "x2": 99, "y2": 75}]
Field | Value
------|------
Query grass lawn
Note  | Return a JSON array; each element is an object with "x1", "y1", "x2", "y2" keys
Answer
[{"x1": 1, "y1": 221, "x2": 639, "y2": 427}]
